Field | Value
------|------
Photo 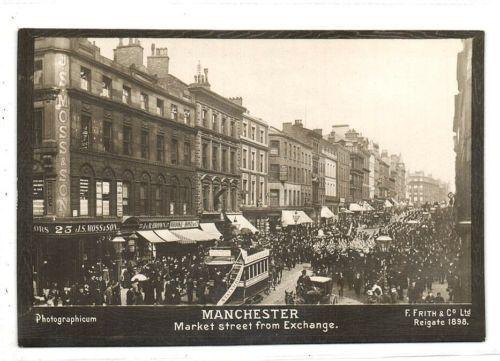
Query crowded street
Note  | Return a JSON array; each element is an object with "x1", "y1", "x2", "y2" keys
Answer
[{"x1": 33, "y1": 203, "x2": 464, "y2": 307}]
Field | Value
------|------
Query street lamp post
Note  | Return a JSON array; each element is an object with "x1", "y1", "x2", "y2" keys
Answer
[{"x1": 111, "y1": 231, "x2": 126, "y2": 283}]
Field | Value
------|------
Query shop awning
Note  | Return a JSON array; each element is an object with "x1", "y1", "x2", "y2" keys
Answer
[
  {"x1": 227, "y1": 214, "x2": 259, "y2": 234},
  {"x1": 171, "y1": 228, "x2": 215, "y2": 244},
  {"x1": 349, "y1": 203, "x2": 364, "y2": 212},
  {"x1": 154, "y1": 229, "x2": 180, "y2": 243},
  {"x1": 200, "y1": 223, "x2": 223, "y2": 240},
  {"x1": 137, "y1": 230, "x2": 167, "y2": 244},
  {"x1": 362, "y1": 202, "x2": 374, "y2": 211},
  {"x1": 384, "y1": 200, "x2": 393, "y2": 208},
  {"x1": 320, "y1": 206, "x2": 335, "y2": 219},
  {"x1": 281, "y1": 210, "x2": 314, "y2": 226}
]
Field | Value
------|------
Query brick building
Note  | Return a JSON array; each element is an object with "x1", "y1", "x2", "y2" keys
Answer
[
  {"x1": 321, "y1": 138, "x2": 338, "y2": 214},
  {"x1": 268, "y1": 126, "x2": 313, "y2": 229},
  {"x1": 282, "y1": 120, "x2": 324, "y2": 221},
  {"x1": 188, "y1": 63, "x2": 245, "y2": 231},
  {"x1": 239, "y1": 112, "x2": 269, "y2": 233},
  {"x1": 344, "y1": 129, "x2": 366, "y2": 203},
  {"x1": 407, "y1": 171, "x2": 448, "y2": 206},
  {"x1": 326, "y1": 129, "x2": 351, "y2": 210},
  {"x1": 32, "y1": 38, "x2": 213, "y2": 291}
]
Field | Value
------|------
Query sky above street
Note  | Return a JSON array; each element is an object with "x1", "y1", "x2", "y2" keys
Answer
[{"x1": 92, "y1": 37, "x2": 463, "y2": 188}]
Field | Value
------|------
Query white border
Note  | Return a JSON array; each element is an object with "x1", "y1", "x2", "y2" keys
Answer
[{"x1": 1, "y1": 1, "x2": 499, "y2": 360}]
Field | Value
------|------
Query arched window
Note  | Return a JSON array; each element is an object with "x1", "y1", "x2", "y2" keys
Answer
[
  {"x1": 231, "y1": 186, "x2": 237, "y2": 211},
  {"x1": 183, "y1": 178, "x2": 192, "y2": 215},
  {"x1": 79, "y1": 164, "x2": 95, "y2": 216},
  {"x1": 121, "y1": 170, "x2": 134, "y2": 216},
  {"x1": 202, "y1": 180, "x2": 210, "y2": 212},
  {"x1": 170, "y1": 176, "x2": 179, "y2": 215},
  {"x1": 139, "y1": 173, "x2": 151, "y2": 216},
  {"x1": 213, "y1": 178, "x2": 221, "y2": 212},
  {"x1": 99, "y1": 167, "x2": 115, "y2": 217},
  {"x1": 156, "y1": 175, "x2": 166, "y2": 216}
]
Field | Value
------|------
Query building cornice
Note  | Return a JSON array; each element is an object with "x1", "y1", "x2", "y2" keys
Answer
[{"x1": 189, "y1": 85, "x2": 246, "y2": 114}]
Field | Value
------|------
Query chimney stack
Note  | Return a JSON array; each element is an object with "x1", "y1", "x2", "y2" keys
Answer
[
  {"x1": 114, "y1": 37, "x2": 144, "y2": 69},
  {"x1": 146, "y1": 42, "x2": 170, "y2": 79},
  {"x1": 192, "y1": 61, "x2": 210, "y2": 89},
  {"x1": 294, "y1": 119, "x2": 303, "y2": 127}
]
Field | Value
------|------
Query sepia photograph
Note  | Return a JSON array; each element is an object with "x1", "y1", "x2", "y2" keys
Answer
[{"x1": 17, "y1": 30, "x2": 483, "y2": 346}]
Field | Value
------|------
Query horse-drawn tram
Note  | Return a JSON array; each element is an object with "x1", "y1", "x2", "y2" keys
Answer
[{"x1": 204, "y1": 246, "x2": 270, "y2": 305}]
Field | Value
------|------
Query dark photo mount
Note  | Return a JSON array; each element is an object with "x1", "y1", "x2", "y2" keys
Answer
[{"x1": 17, "y1": 29, "x2": 484, "y2": 347}]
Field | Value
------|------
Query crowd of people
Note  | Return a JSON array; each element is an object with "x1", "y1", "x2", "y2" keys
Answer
[
  {"x1": 254, "y1": 207, "x2": 465, "y2": 304},
  {"x1": 33, "y1": 245, "x2": 231, "y2": 306},
  {"x1": 34, "y1": 204, "x2": 466, "y2": 306}
]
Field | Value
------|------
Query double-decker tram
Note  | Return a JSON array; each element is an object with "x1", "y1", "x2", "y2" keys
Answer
[{"x1": 204, "y1": 246, "x2": 270, "y2": 305}]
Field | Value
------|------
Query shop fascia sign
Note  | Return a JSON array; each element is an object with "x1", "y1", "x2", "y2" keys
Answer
[
  {"x1": 33, "y1": 222, "x2": 119, "y2": 235},
  {"x1": 139, "y1": 219, "x2": 200, "y2": 230}
]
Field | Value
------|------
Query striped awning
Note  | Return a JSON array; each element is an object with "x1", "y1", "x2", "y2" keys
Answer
[
  {"x1": 320, "y1": 206, "x2": 335, "y2": 219},
  {"x1": 171, "y1": 228, "x2": 214, "y2": 244},
  {"x1": 227, "y1": 214, "x2": 259, "y2": 234},
  {"x1": 137, "y1": 230, "x2": 167, "y2": 243},
  {"x1": 154, "y1": 229, "x2": 180, "y2": 243},
  {"x1": 200, "y1": 223, "x2": 223, "y2": 240},
  {"x1": 137, "y1": 230, "x2": 179, "y2": 243}
]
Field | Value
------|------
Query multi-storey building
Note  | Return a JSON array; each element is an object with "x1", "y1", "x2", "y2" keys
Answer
[
  {"x1": 378, "y1": 158, "x2": 390, "y2": 200},
  {"x1": 407, "y1": 171, "x2": 448, "y2": 206},
  {"x1": 326, "y1": 129, "x2": 351, "y2": 210},
  {"x1": 239, "y1": 112, "x2": 269, "y2": 233},
  {"x1": 321, "y1": 138, "x2": 338, "y2": 214},
  {"x1": 389, "y1": 153, "x2": 407, "y2": 202},
  {"x1": 282, "y1": 120, "x2": 324, "y2": 220},
  {"x1": 188, "y1": 63, "x2": 245, "y2": 230},
  {"x1": 360, "y1": 141, "x2": 371, "y2": 201},
  {"x1": 32, "y1": 38, "x2": 207, "y2": 291},
  {"x1": 368, "y1": 141, "x2": 380, "y2": 201},
  {"x1": 268, "y1": 126, "x2": 313, "y2": 230},
  {"x1": 344, "y1": 129, "x2": 365, "y2": 203},
  {"x1": 381, "y1": 150, "x2": 396, "y2": 201}
]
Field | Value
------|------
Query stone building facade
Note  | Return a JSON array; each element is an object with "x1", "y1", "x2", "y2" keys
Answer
[
  {"x1": 32, "y1": 37, "x2": 201, "y2": 290},
  {"x1": 188, "y1": 64, "x2": 245, "y2": 225},
  {"x1": 239, "y1": 112, "x2": 269, "y2": 233},
  {"x1": 267, "y1": 126, "x2": 313, "y2": 228},
  {"x1": 281, "y1": 120, "x2": 324, "y2": 221}
]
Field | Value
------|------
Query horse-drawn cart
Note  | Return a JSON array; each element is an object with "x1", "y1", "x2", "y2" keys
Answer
[{"x1": 286, "y1": 275, "x2": 338, "y2": 305}]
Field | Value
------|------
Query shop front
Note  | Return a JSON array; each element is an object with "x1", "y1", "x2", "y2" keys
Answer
[
  {"x1": 32, "y1": 217, "x2": 218, "y2": 296},
  {"x1": 32, "y1": 220, "x2": 121, "y2": 296}
]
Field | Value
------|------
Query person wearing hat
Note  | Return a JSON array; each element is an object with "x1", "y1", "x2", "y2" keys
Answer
[{"x1": 126, "y1": 279, "x2": 143, "y2": 305}]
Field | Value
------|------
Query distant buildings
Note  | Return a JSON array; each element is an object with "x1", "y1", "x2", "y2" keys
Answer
[
  {"x1": 406, "y1": 171, "x2": 449, "y2": 206},
  {"x1": 33, "y1": 36, "x2": 449, "y2": 290}
]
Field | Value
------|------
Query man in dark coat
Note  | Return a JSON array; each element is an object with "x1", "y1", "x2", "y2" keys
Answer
[{"x1": 186, "y1": 277, "x2": 195, "y2": 304}]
